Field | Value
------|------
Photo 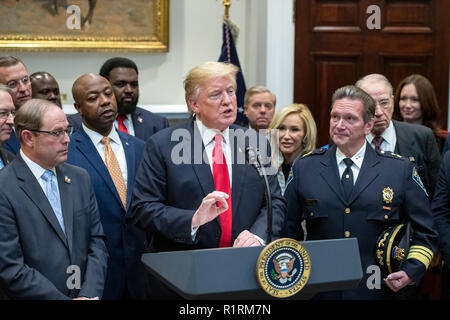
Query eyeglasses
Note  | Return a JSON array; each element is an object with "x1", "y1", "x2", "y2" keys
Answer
[
  {"x1": 374, "y1": 98, "x2": 391, "y2": 109},
  {"x1": 6, "y1": 76, "x2": 30, "y2": 90},
  {"x1": 0, "y1": 110, "x2": 15, "y2": 120},
  {"x1": 28, "y1": 126, "x2": 72, "y2": 138}
]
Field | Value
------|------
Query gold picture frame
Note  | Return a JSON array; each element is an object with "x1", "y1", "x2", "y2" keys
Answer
[{"x1": 0, "y1": 0, "x2": 169, "y2": 52}]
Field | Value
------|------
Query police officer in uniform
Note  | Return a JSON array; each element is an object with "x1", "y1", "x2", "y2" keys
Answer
[{"x1": 284, "y1": 85, "x2": 438, "y2": 299}]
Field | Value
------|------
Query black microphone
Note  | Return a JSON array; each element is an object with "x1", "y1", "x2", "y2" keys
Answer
[{"x1": 245, "y1": 147, "x2": 273, "y2": 244}]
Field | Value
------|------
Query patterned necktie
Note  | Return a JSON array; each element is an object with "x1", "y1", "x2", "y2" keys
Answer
[
  {"x1": 101, "y1": 137, "x2": 127, "y2": 208},
  {"x1": 341, "y1": 158, "x2": 354, "y2": 201},
  {"x1": 212, "y1": 134, "x2": 232, "y2": 247},
  {"x1": 373, "y1": 135, "x2": 384, "y2": 152},
  {"x1": 41, "y1": 170, "x2": 65, "y2": 235},
  {"x1": 117, "y1": 115, "x2": 129, "y2": 134}
]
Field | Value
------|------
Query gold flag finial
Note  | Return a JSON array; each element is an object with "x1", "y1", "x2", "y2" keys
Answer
[{"x1": 223, "y1": 0, "x2": 231, "y2": 20}]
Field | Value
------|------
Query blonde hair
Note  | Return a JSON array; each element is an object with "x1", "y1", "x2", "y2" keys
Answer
[
  {"x1": 184, "y1": 62, "x2": 238, "y2": 112},
  {"x1": 268, "y1": 104, "x2": 317, "y2": 168}
]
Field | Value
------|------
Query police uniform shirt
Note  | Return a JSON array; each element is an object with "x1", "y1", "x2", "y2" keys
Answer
[
  {"x1": 336, "y1": 143, "x2": 366, "y2": 183},
  {"x1": 367, "y1": 120, "x2": 397, "y2": 152}
]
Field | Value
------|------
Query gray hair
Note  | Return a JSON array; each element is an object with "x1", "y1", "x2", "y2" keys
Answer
[
  {"x1": 331, "y1": 85, "x2": 376, "y2": 123},
  {"x1": 355, "y1": 73, "x2": 393, "y2": 96},
  {"x1": 14, "y1": 99, "x2": 56, "y2": 143}
]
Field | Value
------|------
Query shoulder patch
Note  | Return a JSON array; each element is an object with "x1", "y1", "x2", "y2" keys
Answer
[
  {"x1": 412, "y1": 166, "x2": 428, "y2": 197},
  {"x1": 303, "y1": 148, "x2": 326, "y2": 158}
]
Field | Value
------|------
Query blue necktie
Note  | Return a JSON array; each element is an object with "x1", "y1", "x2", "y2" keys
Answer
[
  {"x1": 41, "y1": 170, "x2": 65, "y2": 235},
  {"x1": 0, "y1": 157, "x2": 4, "y2": 170}
]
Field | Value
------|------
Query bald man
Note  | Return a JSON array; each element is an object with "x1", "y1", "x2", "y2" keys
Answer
[
  {"x1": 67, "y1": 74, "x2": 147, "y2": 300},
  {"x1": 30, "y1": 72, "x2": 62, "y2": 108}
]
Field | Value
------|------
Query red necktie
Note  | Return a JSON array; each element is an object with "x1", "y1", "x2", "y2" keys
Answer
[
  {"x1": 373, "y1": 136, "x2": 384, "y2": 152},
  {"x1": 117, "y1": 115, "x2": 129, "y2": 134},
  {"x1": 212, "y1": 134, "x2": 232, "y2": 247}
]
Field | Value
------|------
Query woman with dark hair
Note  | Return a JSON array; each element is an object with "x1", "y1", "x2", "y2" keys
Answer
[{"x1": 393, "y1": 74, "x2": 448, "y2": 152}]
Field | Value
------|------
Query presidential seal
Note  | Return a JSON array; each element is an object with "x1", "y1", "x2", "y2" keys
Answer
[{"x1": 256, "y1": 238, "x2": 311, "y2": 298}]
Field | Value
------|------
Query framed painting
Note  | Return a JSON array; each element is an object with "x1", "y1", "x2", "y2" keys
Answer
[{"x1": 0, "y1": 0, "x2": 169, "y2": 52}]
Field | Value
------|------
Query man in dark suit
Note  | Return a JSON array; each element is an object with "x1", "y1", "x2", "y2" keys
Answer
[
  {"x1": 67, "y1": 73, "x2": 147, "y2": 300},
  {"x1": 67, "y1": 57, "x2": 169, "y2": 140},
  {"x1": 356, "y1": 74, "x2": 441, "y2": 197},
  {"x1": 0, "y1": 86, "x2": 15, "y2": 168},
  {"x1": 0, "y1": 56, "x2": 32, "y2": 154},
  {"x1": 0, "y1": 99, "x2": 108, "y2": 300},
  {"x1": 284, "y1": 85, "x2": 437, "y2": 299},
  {"x1": 130, "y1": 62, "x2": 286, "y2": 297},
  {"x1": 432, "y1": 152, "x2": 450, "y2": 298}
]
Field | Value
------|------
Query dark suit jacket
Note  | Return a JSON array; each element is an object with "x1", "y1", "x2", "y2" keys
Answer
[
  {"x1": 130, "y1": 119, "x2": 286, "y2": 252},
  {"x1": 392, "y1": 120, "x2": 441, "y2": 198},
  {"x1": 0, "y1": 148, "x2": 14, "y2": 167},
  {"x1": 67, "y1": 107, "x2": 169, "y2": 142},
  {"x1": 0, "y1": 155, "x2": 108, "y2": 300},
  {"x1": 3, "y1": 131, "x2": 20, "y2": 154},
  {"x1": 67, "y1": 128, "x2": 146, "y2": 300},
  {"x1": 432, "y1": 152, "x2": 450, "y2": 266},
  {"x1": 284, "y1": 144, "x2": 438, "y2": 299}
]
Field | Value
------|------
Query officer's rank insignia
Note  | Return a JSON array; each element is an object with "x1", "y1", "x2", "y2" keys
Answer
[
  {"x1": 256, "y1": 238, "x2": 311, "y2": 298},
  {"x1": 412, "y1": 167, "x2": 428, "y2": 197},
  {"x1": 382, "y1": 187, "x2": 394, "y2": 204}
]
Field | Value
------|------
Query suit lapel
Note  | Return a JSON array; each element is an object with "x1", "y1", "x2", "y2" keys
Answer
[
  {"x1": 56, "y1": 165, "x2": 73, "y2": 254},
  {"x1": 230, "y1": 130, "x2": 247, "y2": 221},
  {"x1": 348, "y1": 143, "x2": 380, "y2": 203},
  {"x1": 393, "y1": 120, "x2": 415, "y2": 155},
  {"x1": 119, "y1": 131, "x2": 135, "y2": 211},
  {"x1": 14, "y1": 156, "x2": 69, "y2": 249},
  {"x1": 132, "y1": 109, "x2": 144, "y2": 139},
  {"x1": 72, "y1": 129, "x2": 125, "y2": 208},
  {"x1": 189, "y1": 120, "x2": 216, "y2": 197},
  {"x1": 319, "y1": 145, "x2": 347, "y2": 203}
]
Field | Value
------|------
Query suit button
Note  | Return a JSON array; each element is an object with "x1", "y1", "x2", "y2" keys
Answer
[
  {"x1": 345, "y1": 208, "x2": 351, "y2": 214},
  {"x1": 384, "y1": 215, "x2": 389, "y2": 220},
  {"x1": 310, "y1": 212, "x2": 314, "y2": 217},
  {"x1": 345, "y1": 231, "x2": 350, "y2": 238}
]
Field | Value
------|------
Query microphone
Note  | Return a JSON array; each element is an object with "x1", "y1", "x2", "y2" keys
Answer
[{"x1": 245, "y1": 147, "x2": 273, "y2": 244}]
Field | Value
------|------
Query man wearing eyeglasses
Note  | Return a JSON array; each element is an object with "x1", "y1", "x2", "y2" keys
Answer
[
  {"x1": 0, "y1": 85, "x2": 15, "y2": 169},
  {"x1": 356, "y1": 74, "x2": 441, "y2": 198},
  {"x1": 0, "y1": 99, "x2": 108, "y2": 299},
  {"x1": 0, "y1": 56, "x2": 32, "y2": 154}
]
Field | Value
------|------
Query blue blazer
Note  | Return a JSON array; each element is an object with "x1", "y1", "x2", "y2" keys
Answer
[
  {"x1": 130, "y1": 119, "x2": 286, "y2": 253},
  {"x1": 67, "y1": 107, "x2": 169, "y2": 142},
  {"x1": 3, "y1": 131, "x2": 20, "y2": 154},
  {"x1": 67, "y1": 127, "x2": 147, "y2": 300},
  {"x1": 0, "y1": 155, "x2": 108, "y2": 299}
]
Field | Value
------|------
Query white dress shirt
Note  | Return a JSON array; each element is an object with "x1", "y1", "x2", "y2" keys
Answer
[
  {"x1": 367, "y1": 121, "x2": 397, "y2": 152},
  {"x1": 336, "y1": 143, "x2": 366, "y2": 184},
  {"x1": 82, "y1": 123, "x2": 128, "y2": 186}
]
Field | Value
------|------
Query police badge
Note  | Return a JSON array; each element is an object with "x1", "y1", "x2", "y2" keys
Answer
[{"x1": 256, "y1": 238, "x2": 311, "y2": 298}]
